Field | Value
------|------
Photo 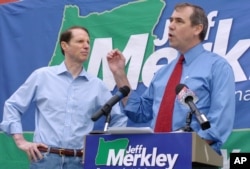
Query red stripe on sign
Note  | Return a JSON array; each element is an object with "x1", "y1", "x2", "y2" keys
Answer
[{"x1": 0, "y1": 0, "x2": 19, "y2": 5}]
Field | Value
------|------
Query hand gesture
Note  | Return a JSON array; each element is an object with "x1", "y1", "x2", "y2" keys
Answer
[
  {"x1": 106, "y1": 49, "x2": 126, "y2": 75},
  {"x1": 13, "y1": 134, "x2": 48, "y2": 162}
]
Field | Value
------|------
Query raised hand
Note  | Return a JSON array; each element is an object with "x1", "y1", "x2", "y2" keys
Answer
[{"x1": 106, "y1": 49, "x2": 126, "y2": 75}]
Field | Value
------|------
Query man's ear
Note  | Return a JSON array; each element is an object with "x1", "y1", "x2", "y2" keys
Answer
[
  {"x1": 61, "y1": 41, "x2": 67, "y2": 50},
  {"x1": 194, "y1": 24, "x2": 203, "y2": 36}
]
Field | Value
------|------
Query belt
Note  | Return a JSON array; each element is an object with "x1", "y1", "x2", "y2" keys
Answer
[{"x1": 38, "y1": 147, "x2": 83, "y2": 157}]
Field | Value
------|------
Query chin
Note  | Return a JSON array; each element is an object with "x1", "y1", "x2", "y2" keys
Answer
[{"x1": 169, "y1": 43, "x2": 176, "y2": 48}]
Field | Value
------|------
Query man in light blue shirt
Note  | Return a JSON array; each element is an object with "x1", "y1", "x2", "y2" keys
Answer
[
  {"x1": 0, "y1": 26, "x2": 127, "y2": 169},
  {"x1": 107, "y1": 3, "x2": 235, "y2": 155}
]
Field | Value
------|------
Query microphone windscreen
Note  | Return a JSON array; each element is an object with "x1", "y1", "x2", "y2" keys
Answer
[
  {"x1": 119, "y1": 86, "x2": 130, "y2": 97},
  {"x1": 175, "y1": 83, "x2": 187, "y2": 95}
]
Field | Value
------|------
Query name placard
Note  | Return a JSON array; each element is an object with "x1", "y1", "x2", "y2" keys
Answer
[{"x1": 84, "y1": 132, "x2": 192, "y2": 169}]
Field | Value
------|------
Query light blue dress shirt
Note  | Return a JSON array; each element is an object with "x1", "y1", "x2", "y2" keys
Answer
[
  {"x1": 0, "y1": 62, "x2": 127, "y2": 149},
  {"x1": 124, "y1": 43, "x2": 235, "y2": 153}
]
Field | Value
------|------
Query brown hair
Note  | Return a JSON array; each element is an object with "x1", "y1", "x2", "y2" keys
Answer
[
  {"x1": 175, "y1": 3, "x2": 208, "y2": 41},
  {"x1": 59, "y1": 26, "x2": 89, "y2": 55}
]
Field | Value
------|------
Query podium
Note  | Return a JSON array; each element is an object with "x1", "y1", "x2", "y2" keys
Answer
[
  {"x1": 191, "y1": 132, "x2": 222, "y2": 168},
  {"x1": 83, "y1": 129, "x2": 222, "y2": 169}
]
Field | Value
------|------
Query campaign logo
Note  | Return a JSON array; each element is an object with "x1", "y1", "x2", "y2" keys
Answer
[
  {"x1": 84, "y1": 133, "x2": 192, "y2": 168},
  {"x1": 93, "y1": 137, "x2": 179, "y2": 168}
]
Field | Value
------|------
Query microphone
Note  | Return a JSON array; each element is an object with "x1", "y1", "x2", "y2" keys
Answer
[
  {"x1": 175, "y1": 84, "x2": 210, "y2": 130},
  {"x1": 91, "y1": 86, "x2": 130, "y2": 121}
]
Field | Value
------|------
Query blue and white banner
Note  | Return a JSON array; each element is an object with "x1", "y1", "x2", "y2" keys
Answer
[
  {"x1": 0, "y1": 0, "x2": 250, "y2": 131},
  {"x1": 84, "y1": 133, "x2": 192, "y2": 169}
]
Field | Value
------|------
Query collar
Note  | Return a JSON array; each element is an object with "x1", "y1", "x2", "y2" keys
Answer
[
  {"x1": 180, "y1": 43, "x2": 205, "y2": 65},
  {"x1": 56, "y1": 61, "x2": 91, "y2": 80}
]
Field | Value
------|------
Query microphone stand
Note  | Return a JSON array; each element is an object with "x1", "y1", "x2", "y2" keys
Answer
[
  {"x1": 104, "y1": 113, "x2": 111, "y2": 132},
  {"x1": 183, "y1": 111, "x2": 193, "y2": 132},
  {"x1": 176, "y1": 111, "x2": 193, "y2": 132},
  {"x1": 90, "y1": 111, "x2": 111, "y2": 134}
]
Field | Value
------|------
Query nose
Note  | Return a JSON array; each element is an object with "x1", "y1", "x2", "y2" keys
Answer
[
  {"x1": 169, "y1": 21, "x2": 175, "y2": 30},
  {"x1": 83, "y1": 42, "x2": 90, "y2": 49}
]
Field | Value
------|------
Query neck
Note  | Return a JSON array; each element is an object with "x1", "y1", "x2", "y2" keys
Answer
[{"x1": 65, "y1": 61, "x2": 83, "y2": 79}]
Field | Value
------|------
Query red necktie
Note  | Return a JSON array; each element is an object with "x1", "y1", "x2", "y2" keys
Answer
[{"x1": 154, "y1": 55, "x2": 184, "y2": 132}]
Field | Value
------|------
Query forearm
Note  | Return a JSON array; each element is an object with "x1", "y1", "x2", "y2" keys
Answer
[
  {"x1": 112, "y1": 69, "x2": 130, "y2": 88},
  {"x1": 124, "y1": 91, "x2": 154, "y2": 123},
  {"x1": 13, "y1": 133, "x2": 26, "y2": 147},
  {"x1": 107, "y1": 49, "x2": 132, "y2": 105},
  {"x1": 112, "y1": 70, "x2": 131, "y2": 106}
]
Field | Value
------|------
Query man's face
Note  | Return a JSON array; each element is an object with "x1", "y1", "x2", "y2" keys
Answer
[
  {"x1": 63, "y1": 28, "x2": 90, "y2": 63},
  {"x1": 168, "y1": 6, "x2": 200, "y2": 53}
]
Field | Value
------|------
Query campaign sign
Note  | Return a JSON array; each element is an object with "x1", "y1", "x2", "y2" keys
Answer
[{"x1": 83, "y1": 132, "x2": 192, "y2": 169}]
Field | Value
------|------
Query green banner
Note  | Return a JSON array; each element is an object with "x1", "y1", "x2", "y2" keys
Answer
[
  {"x1": 0, "y1": 133, "x2": 33, "y2": 169},
  {"x1": 220, "y1": 129, "x2": 250, "y2": 169}
]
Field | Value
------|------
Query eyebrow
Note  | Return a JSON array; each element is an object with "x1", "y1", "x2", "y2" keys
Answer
[{"x1": 169, "y1": 16, "x2": 184, "y2": 21}]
